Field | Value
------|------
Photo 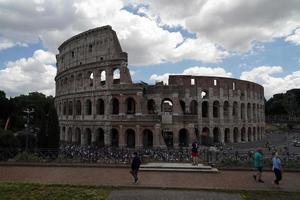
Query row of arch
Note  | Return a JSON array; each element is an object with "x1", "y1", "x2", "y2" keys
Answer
[
  {"x1": 60, "y1": 126, "x2": 264, "y2": 148},
  {"x1": 58, "y1": 97, "x2": 264, "y2": 122},
  {"x1": 57, "y1": 67, "x2": 121, "y2": 93}
]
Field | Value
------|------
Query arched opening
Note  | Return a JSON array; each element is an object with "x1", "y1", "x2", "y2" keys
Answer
[
  {"x1": 201, "y1": 127, "x2": 210, "y2": 146},
  {"x1": 253, "y1": 127, "x2": 256, "y2": 141},
  {"x1": 95, "y1": 128, "x2": 105, "y2": 147},
  {"x1": 202, "y1": 101, "x2": 208, "y2": 118},
  {"x1": 58, "y1": 103, "x2": 61, "y2": 115},
  {"x1": 75, "y1": 127, "x2": 81, "y2": 145},
  {"x1": 224, "y1": 128, "x2": 230, "y2": 143},
  {"x1": 63, "y1": 102, "x2": 67, "y2": 116},
  {"x1": 179, "y1": 129, "x2": 189, "y2": 147},
  {"x1": 67, "y1": 127, "x2": 72, "y2": 143},
  {"x1": 76, "y1": 73, "x2": 83, "y2": 87},
  {"x1": 162, "y1": 130, "x2": 173, "y2": 148},
  {"x1": 223, "y1": 101, "x2": 229, "y2": 117},
  {"x1": 190, "y1": 100, "x2": 198, "y2": 115},
  {"x1": 213, "y1": 101, "x2": 220, "y2": 118},
  {"x1": 147, "y1": 99, "x2": 156, "y2": 114},
  {"x1": 233, "y1": 101, "x2": 238, "y2": 119},
  {"x1": 241, "y1": 127, "x2": 246, "y2": 142},
  {"x1": 85, "y1": 99, "x2": 92, "y2": 115},
  {"x1": 257, "y1": 126, "x2": 260, "y2": 140},
  {"x1": 247, "y1": 103, "x2": 251, "y2": 120},
  {"x1": 213, "y1": 127, "x2": 220, "y2": 143},
  {"x1": 61, "y1": 127, "x2": 66, "y2": 142},
  {"x1": 253, "y1": 103, "x2": 256, "y2": 121},
  {"x1": 201, "y1": 90, "x2": 208, "y2": 99},
  {"x1": 126, "y1": 129, "x2": 135, "y2": 148},
  {"x1": 96, "y1": 99, "x2": 105, "y2": 115},
  {"x1": 76, "y1": 100, "x2": 81, "y2": 115},
  {"x1": 64, "y1": 77, "x2": 68, "y2": 89},
  {"x1": 233, "y1": 127, "x2": 239, "y2": 143},
  {"x1": 143, "y1": 129, "x2": 153, "y2": 148},
  {"x1": 84, "y1": 128, "x2": 92, "y2": 146},
  {"x1": 111, "y1": 128, "x2": 119, "y2": 147},
  {"x1": 113, "y1": 68, "x2": 120, "y2": 84},
  {"x1": 70, "y1": 75, "x2": 74, "y2": 88},
  {"x1": 111, "y1": 98, "x2": 119, "y2": 115},
  {"x1": 87, "y1": 71, "x2": 94, "y2": 87},
  {"x1": 180, "y1": 100, "x2": 186, "y2": 114},
  {"x1": 161, "y1": 99, "x2": 173, "y2": 112},
  {"x1": 257, "y1": 104, "x2": 260, "y2": 121},
  {"x1": 100, "y1": 70, "x2": 106, "y2": 85},
  {"x1": 248, "y1": 127, "x2": 252, "y2": 142},
  {"x1": 126, "y1": 97, "x2": 136, "y2": 114},
  {"x1": 68, "y1": 101, "x2": 73, "y2": 115},
  {"x1": 241, "y1": 103, "x2": 245, "y2": 120}
]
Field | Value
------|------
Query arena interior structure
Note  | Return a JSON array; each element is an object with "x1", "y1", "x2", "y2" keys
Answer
[{"x1": 55, "y1": 25, "x2": 265, "y2": 149}]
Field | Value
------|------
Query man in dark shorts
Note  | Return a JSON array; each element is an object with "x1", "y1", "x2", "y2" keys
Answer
[
  {"x1": 253, "y1": 148, "x2": 264, "y2": 183},
  {"x1": 130, "y1": 152, "x2": 141, "y2": 184},
  {"x1": 191, "y1": 140, "x2": 199, "y2": 165}
]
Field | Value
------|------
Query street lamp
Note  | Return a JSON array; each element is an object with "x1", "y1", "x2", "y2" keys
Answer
[{"x1": 23, "y1": 108, "x2": 34, "y2": 151}]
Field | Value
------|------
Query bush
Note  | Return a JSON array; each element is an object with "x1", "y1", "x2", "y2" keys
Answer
[
  {"x1": 0, "y1": 130, "x2": 20, "y2": 148},
  {"x1": 14, "y1": 152, "x2": 42, "y2": 162}
]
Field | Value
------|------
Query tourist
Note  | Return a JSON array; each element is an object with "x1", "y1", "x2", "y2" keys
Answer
[
  {"x1": 272, "y1": 152, "x2": 283, "y2": 185},
  {"x1": 191, "y1": 140, "x2": 199, "y2": 165},
  {"x1": 130, "y1": 152, "x2": 141, "y2": 184},
  {"x1": 253, "y1": 148, "x2": 264, "y2": 183}
]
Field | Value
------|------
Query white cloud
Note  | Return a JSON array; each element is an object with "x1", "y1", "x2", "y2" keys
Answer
[
  {"x1": 137, "y1": 0, "x2": 300, "y2": 52},
  {"x1": 286, "y1": 28, "x2": 300, "y2": 45},
  {"x1": 0, "y1": 38, "x2": 28, "y2": 51},
  {"x1": 0, "y1": 49, "x2": 56, "y2": 97},
  {"x1": 240, "y1": 66, "x2": 300, "y2": 99},
  {"x1": 150, "y1": 66, "x2": 232, "y2": 84},
  {"x1": 0, "y1": 0, "x2": 227, "y2": 65}
]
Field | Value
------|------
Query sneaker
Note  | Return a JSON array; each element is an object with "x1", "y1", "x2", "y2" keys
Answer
[
  {"x1": 258, "y1": 179, "x2": 264, "y2": 183},
  {"x1": 253, "y1": 175, "x2": 257, "y2": 181},
  {"x1": 134, "y1": 178, "x2": 139, "y2": 184}
]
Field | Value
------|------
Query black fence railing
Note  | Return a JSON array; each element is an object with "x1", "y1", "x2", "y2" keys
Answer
[{"x1": 1, "y1": 145, "x2": 299, "y2": 168}]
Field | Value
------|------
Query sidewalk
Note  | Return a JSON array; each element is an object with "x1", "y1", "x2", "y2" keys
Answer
[{"x1": 0, "y1": 165, "x2": 299, "y2": 192}]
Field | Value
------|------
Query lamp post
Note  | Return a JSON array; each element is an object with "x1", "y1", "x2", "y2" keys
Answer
[{"x1": 23, "y1": 108, "x2": 34, "y2": 151}]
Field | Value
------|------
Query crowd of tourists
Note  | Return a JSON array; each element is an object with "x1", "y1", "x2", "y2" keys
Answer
[{"x1": 58, "y1": 144, "x2": 261, "y2": 164}]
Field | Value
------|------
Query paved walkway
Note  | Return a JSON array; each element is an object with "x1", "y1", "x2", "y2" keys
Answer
[
  {"x1": 0, "y1": 166, "x2": 299, "y2": 192},
  {"x1": 107, "y1": 189, "x2": 242, "y2": 200}
]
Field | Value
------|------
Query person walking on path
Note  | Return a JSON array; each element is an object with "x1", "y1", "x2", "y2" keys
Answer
[
  {"x1": 130, "y1": 152, "x2": 141, "y2": 184},
  {"x1": 191, "y1": 140, "x2": 199, "y2": 165},
  {"x1": 272, "y1": 152, "x2": 283, "y2": 185},
  {"x1": 253, "y1": 148, "x2": 264, "y2": 183}
]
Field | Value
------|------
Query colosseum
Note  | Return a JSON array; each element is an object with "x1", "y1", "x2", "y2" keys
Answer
[{"x1": 55, "y1": 25, "x2": 265, "y2": 149}]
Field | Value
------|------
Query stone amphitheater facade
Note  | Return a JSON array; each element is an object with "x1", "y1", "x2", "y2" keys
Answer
[{"x1": 55, "y1": 26, "x2": 265, "y2": 148}]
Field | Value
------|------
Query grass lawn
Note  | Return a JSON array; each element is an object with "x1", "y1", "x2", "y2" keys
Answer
[
  {"x1": 0, "y1": 182, "x2": 112, "y2": 200},
  {"x1": 0, "y1": 182, "x2": 300, "y2": 200},
  {"x1": 240, "y1": 190, "x2": 300, "y2": 200}
]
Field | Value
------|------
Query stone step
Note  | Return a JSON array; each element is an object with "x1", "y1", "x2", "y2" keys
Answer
[{"x1": 140, "y1": 162, "x2": 218, "y2": 173}]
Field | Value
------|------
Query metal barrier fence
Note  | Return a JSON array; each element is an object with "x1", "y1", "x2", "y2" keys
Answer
[{"x1": 1, "y1": 145, "x2": 299, "y2": 167}]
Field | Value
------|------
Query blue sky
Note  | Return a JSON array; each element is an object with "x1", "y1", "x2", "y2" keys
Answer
[{"x1": 1, "y1": 0, "x2": 300, "y2": 99}]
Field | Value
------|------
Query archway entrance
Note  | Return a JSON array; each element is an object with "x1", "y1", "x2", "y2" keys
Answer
[
  {"x1": 179, "y1": 129, "x2": 188, "y2": 147},
  {"x1": 201, "y1": 127, "x2": 210, "y2": 146},
  {"x1": 143, "y1": 129, "x2": 153, "y2": 148},
  {"x1": 162, "y1": 130, "x2": 173, "y2": 148}
]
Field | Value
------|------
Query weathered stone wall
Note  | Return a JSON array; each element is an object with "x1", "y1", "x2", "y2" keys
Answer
[{"x1": 54, "y1": 26, "x2": 265, "y2": 149}]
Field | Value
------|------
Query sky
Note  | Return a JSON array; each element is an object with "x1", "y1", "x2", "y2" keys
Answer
[{"x1": 1, "y1": 0, "x2": 300, "y2": 99}]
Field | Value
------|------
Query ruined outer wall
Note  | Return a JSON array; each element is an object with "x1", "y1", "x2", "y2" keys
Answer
[{"x1": 55, "y1": 26, "x2": 265, "y2": 148}]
